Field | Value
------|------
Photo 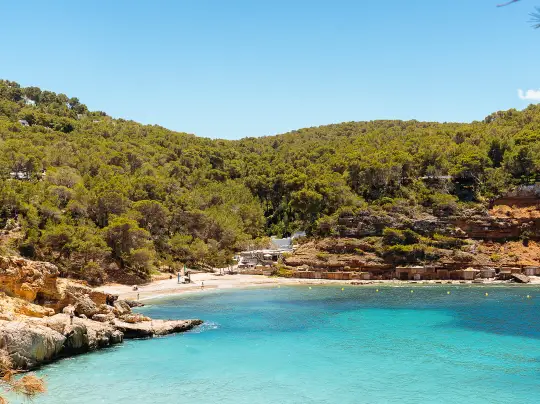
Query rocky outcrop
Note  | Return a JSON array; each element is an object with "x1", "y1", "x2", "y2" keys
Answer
[
  {"x1": 0, "y1": 256, "x2": 115, "y2": 317},
  {"x1": 0, "y1": 320, "x2": 65, "y2": 369},
  {"x1": 451, "y1": 217, "x2": 540, "y2": 240},
  {"x1": 337, "y1": 211, "x2": 540, "y2": 241},
  {"x1": 0, "y1": 256, "x2": 59, "y2": 302},
  {"x1": 0, "y1": 292, "x2": 54, "y2": 320},
  {"x1": 0, "y1": 311, "x2": 203, "y2": 370},
  {"x1": 38, "y1": 314, "x2": 123, "y2": 353},
  {"x1": 284, "y1": 239, "x2": 389, "y2": 271},
  {"x1": 0, "y1": 256, "x2": 203, "y2": 371},
  {"x1": 113, "y1": 319, "x2": 203, "y2": 339}
]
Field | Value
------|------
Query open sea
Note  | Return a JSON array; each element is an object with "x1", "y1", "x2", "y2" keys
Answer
[{"x1": 27, "y1": 285, "x2": 540, "y2": 404}]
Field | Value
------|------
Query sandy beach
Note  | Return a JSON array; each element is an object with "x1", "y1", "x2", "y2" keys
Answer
[
  {"x1": 95, "y1": 273, "x2": 348, "y2": 301},
  {"x1": 95, "y1": 272, "x2": 540, "y2": 301}
]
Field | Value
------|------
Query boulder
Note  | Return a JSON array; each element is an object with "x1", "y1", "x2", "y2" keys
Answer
[
  {"x1": 73, "y1": 294, "x2": 99, "y2": 318},
  {"x1": 113, "y1": 300, "x2": 132, "y2": 315},
  {"x1": 0, "y1": 320, "x2": 65, "y2": 369},
  {"x1": 92, "y1": 313, "x2": 115, "y2": 323},
  {"x1": 124, "y1": 299, "x2": 145, "y2": 308},
  {"x1": 118, "y1": 313, "x2": 151, "y2": 323},
  {"x1": 97, "y1": 304, "x2": 114, "y2": 314}
]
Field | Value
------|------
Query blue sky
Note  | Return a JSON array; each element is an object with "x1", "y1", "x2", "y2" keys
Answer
[{"x1": 1, "y1": 0, "x2": 539, "y2": 139}]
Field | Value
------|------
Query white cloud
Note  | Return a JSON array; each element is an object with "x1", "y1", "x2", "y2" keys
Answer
[{"x1": 518, "y1": 89, "x2": 540, "y2": 101}]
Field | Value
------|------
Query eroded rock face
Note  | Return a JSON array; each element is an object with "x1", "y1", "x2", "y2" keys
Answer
[
  {"x1": 0, "y1": 256, "x2": 202, "y2": 371},
  {"x1": 0, "y1": 256, "x2": 59, "y2": 302},
  {"x1": 38, "y1": 314, "x2": 123, "y2": 352},
  {"x1": 0, "y1": 311, "x2": 202, "y2": 370},
  {"x1": 0, "y1": 320, "x2": 65, "y2": 369},
  {"x1": 0, "y1": 292, "x2": 55, "y2": 320},
  {"x1": 0, "y1": 256, "x2": 115, "y2": 318},
  {"x1": 113, "y1": 300, "x2": 131, "y2": 315}
]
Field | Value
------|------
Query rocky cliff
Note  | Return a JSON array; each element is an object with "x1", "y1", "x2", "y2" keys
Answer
[
  {"x1": 0, "y1": 256, "x2": 202, "y2": 371},
  {"x1": 337, "y1": 211, "x2": 540, "y2": 241},
  {"x1": 283, "y1": 197, "x2": 540, "y2": 277}
]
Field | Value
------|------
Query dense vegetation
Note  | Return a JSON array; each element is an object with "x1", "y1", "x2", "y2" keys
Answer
[{"x1": 1, "y1": 80, "x2": 539, "y2": 283}]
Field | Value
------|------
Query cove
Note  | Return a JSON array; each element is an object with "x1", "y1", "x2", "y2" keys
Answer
[{"x1": 29, "y1": 286, "x2": 540, "y2": 404}]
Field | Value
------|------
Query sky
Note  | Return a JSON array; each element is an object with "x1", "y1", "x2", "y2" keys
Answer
[{"x1": 1, "y1": 0, "x2": 539, "y2": 139}]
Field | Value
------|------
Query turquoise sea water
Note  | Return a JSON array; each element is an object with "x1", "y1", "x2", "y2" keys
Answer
[{"x1": 27, "y1": 286, "x2": 540, "y2": 404}]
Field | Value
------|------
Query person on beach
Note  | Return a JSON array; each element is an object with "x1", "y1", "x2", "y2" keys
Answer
[{"x1": 201, "y1": 281, "x2": 204, "y2": 290}]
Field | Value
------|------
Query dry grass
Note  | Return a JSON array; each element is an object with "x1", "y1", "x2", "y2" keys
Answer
[
  {"x1": 10, "y1": 375, "x2": 46, "y2": 398},
  {"x1": 490, "y1": 204, "x2": 540, "y2": 219},
  {"x1": 0, "y1": 349, "x2": 46, "y2": 403},
  {"x1": 0, "y1": 350, "x2": 13, "y2": 382},
  {"x1": 476, "y1": 240, "x2": 540, "y2": 266}
]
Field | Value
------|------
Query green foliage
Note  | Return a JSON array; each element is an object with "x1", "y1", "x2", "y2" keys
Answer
[
  {"x1": 0, "y1": 79, "x2": 538, "y2": 283},
  {"x1": 103, "y1": 216, "x2": 154, "y2": 276},
  {"x1": 382, "y1": 228, "x2": 421, "y2": 246},
  {"x1": 430, "y1": 234, "x2": 467, "y2": 249},
  {"x1": 316, "y1": 252, "x2": 330, "y2": 261}
]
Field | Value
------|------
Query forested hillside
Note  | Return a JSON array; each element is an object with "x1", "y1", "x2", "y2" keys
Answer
[{"x1": 1, "y1": 80, "x2": 539, "y2": 283}]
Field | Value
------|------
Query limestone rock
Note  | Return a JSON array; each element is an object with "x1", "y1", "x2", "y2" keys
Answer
[
  {"x1": 118, "y1": 313, "x2": 151, "y2": 324},
  {"x1": 113, "y1": 318, "x2": 202, "y2": 339},
  {"x1": 151, "y1": 319, "x2": 204, "y2": 336},
  {"x1": 0, "y1": 256, "x2": 59, "y2": 302},
  {"x1": 124, "y1": 299, "x2": 145, "y2": 308},
  {"x1": 0, "y1": 320, "x2": 65, "y2": 369},
  {"x1": 73, "y1": 294, "x2": 99, "y2": 318},
  {"x1": 92, "y1": 313, "x2": 115, "y2": 323},
  {"x1": 0, "y1": 292, "x2": 54, "y2": 319},
  {"x1": 0, "y1": 256, "x2": 115, "y2": 318},
  {"x1": 62, "y1": 304, "x2": 75, "y2": 315},
  {"x1": 38, "y1": 314, "x2": 123, "y2": 352},
  {"x1": 113, "y1": 300, "x2": 132, "y2": 315}
]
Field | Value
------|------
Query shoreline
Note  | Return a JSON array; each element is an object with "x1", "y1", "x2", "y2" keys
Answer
[{"x1": 96, "y1": 273, "x2": 540, "y2": 302}]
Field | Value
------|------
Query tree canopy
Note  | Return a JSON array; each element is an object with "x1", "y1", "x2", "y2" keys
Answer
[{"x1": 0, "y1": 79, "x2": 539, "y2": 283}]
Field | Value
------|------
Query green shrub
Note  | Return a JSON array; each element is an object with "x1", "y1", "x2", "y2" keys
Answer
[
  {"x1": 316, "y1": 252, "x2": 330, "y2": 261},
  {"x1": 272, "y1": 265, "x2": 295, "y2": 278},
  {"x1": 428, "y1": 193, "x2": 459, "y2": 216},
  {"x1": 431, "y1": 233, "x2": 467, "y2": 249},
  {"x1": 382, "y1": 228, "x2": 405, "y2": 246},
  {"x1": 382, "y1": 228, "x2": 421, "y2": 246},
  {"x1": 490, "y1": 253, "x2": 502, "y2": 262}
]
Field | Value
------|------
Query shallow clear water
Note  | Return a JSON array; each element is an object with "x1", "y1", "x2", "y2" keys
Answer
[{"x1": 26, "y1": 286, "x2": 540, "y2": 403}]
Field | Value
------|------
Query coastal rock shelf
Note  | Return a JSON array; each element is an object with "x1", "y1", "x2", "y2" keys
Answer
[
  {"x1": 114, "y1": 318, "x2": 203, "y2": 338},
  {"x1": 0, "y1": 315, "x2": 203, "y2": 370},
  {"x1": 0, "y1": 256, "x2": 203, "y2": 370}
]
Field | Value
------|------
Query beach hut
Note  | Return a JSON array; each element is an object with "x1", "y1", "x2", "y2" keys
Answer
[
  {"x1": 436, "y1": 269, "x2": 450, "y2": 280},
  {"x1": 461, "y1": 268, "x2": 479, "y2": 280},
  {"x1": 395, "y1": 266, "x2": 426, "y2": 280},
  {"x1": 478, "y1": 268, "x2": 496, "y2": 279},
  {"x1": 524, "y1": 266, "x2": 540, "y2": 276}
]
